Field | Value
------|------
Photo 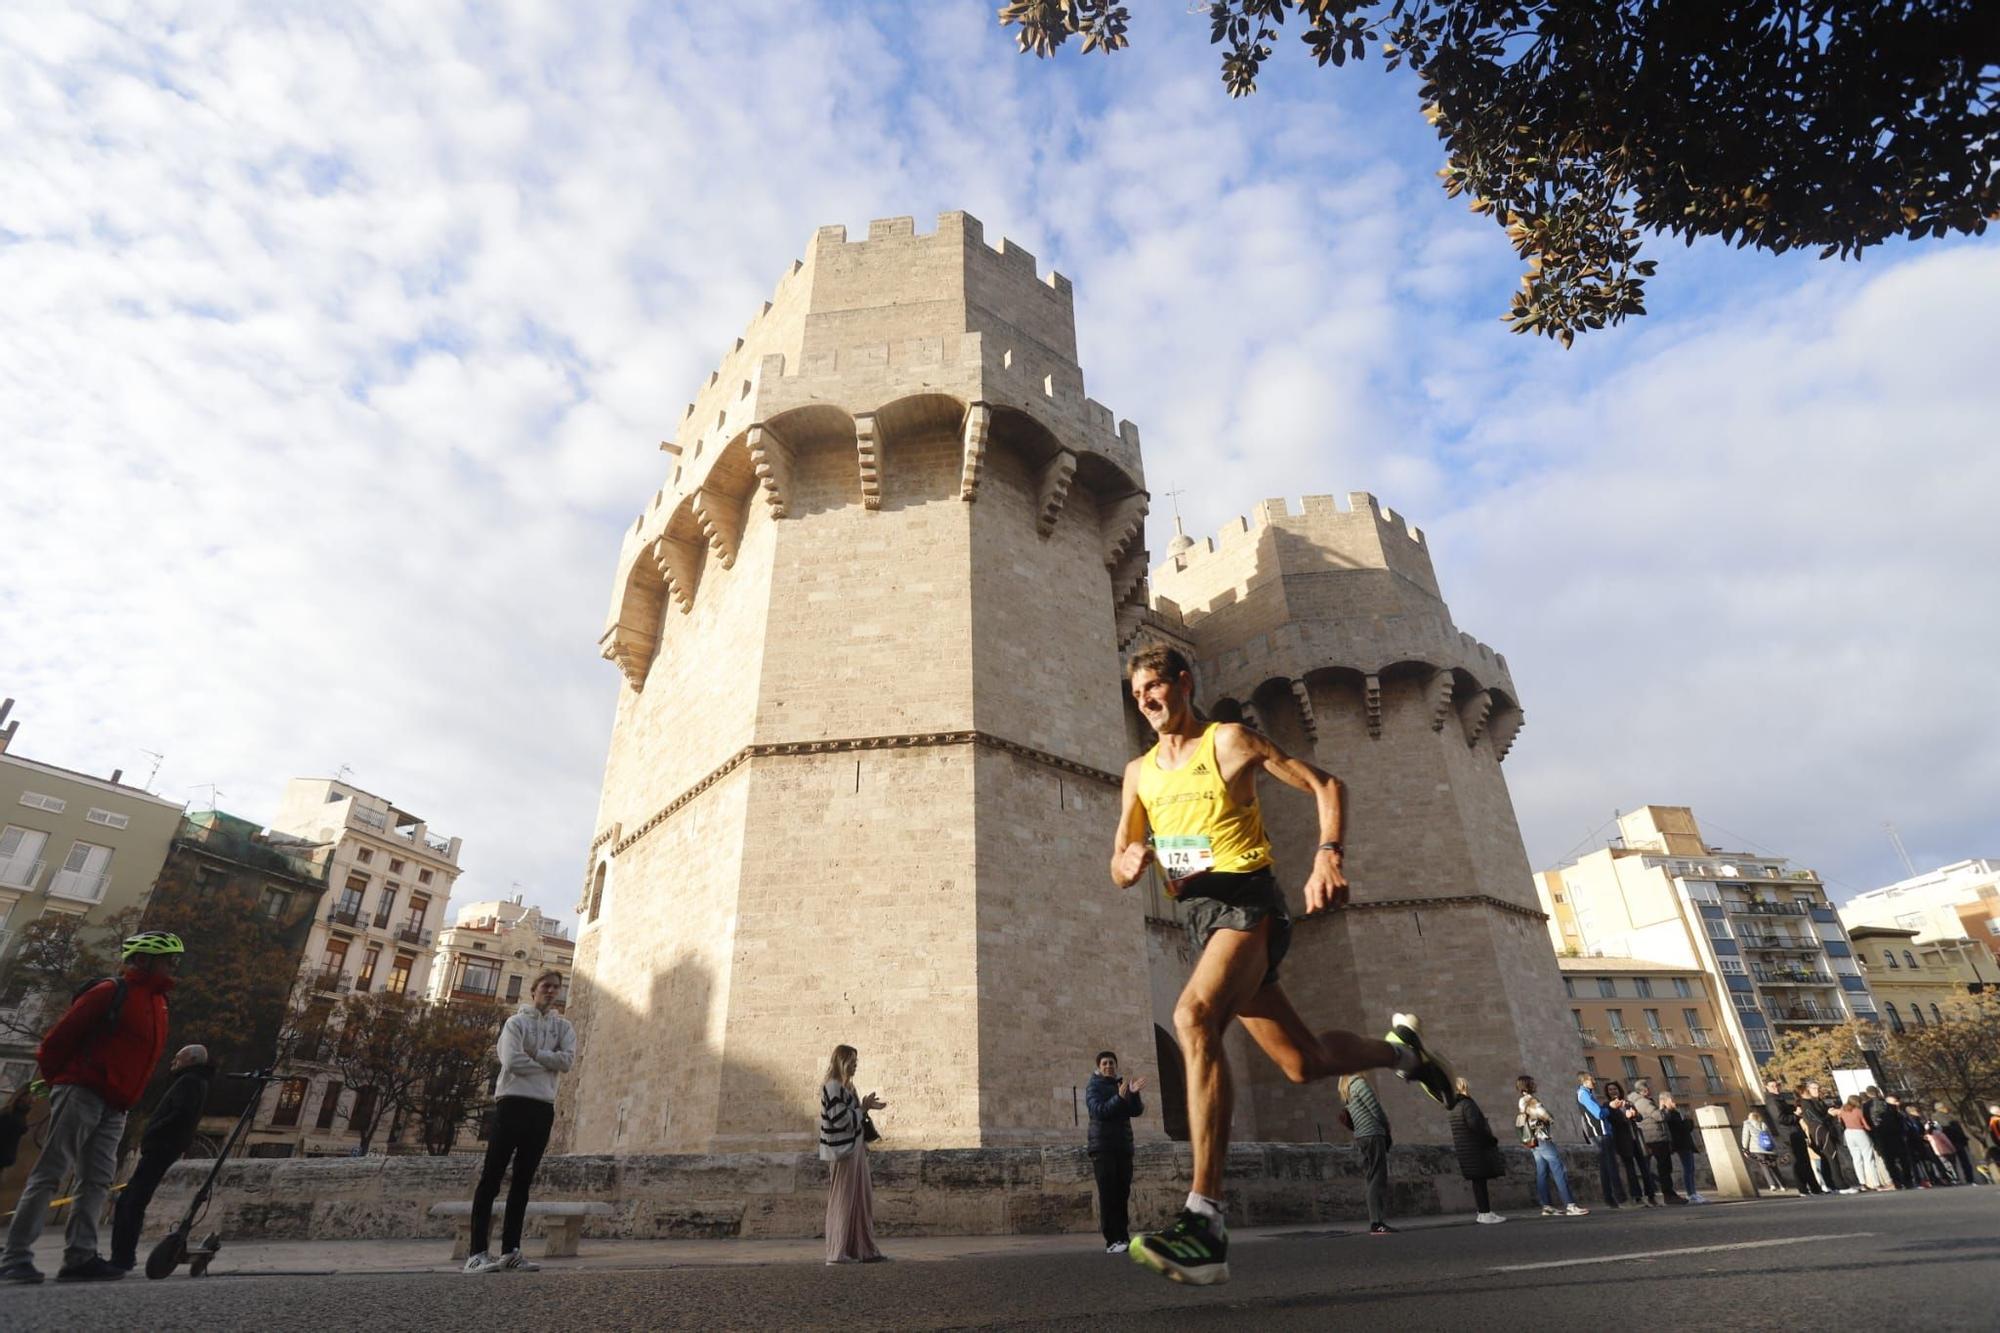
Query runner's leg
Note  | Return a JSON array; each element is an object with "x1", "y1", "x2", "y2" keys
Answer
[
  {"x1": 1173, "y1": 920, "x2": 1280, "y2": 1199},
  {"x1": 1233, "y1": 983, "x2": 1397, "y2": 1085}
]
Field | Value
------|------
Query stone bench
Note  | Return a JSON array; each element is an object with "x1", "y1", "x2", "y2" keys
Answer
[{"x1": 429, "y1": 1201, "x2": 614, "y2": 1260}]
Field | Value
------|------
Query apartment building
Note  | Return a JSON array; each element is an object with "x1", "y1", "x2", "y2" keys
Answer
[
  {"x1": 1536, "y1": 805, "x2": 1879, "y2": 1090},
  {"x1": 1847, "y1": 924, "x2": 1994, "y2": 1035},
  {"x1": 0, "y1": 700, "x2": 184, "y2": 1087},
  {"x1": 247, "y1": 777, "x2": 465, "y2": 1156},
  {"x1": 1556, "y1": 956, "x2": 1750, "y2": 1126},
  {"x1": 1840, "y1": 859, "x2": 2000, "y2": 965},
  {"x1": 427, "y1": 894, "x2": 573, "y2": 1011}
]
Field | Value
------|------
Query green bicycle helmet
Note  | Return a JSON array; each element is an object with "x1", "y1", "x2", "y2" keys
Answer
[{"x1": 120, "y1": 931, "x2": 185, "y2": 960}]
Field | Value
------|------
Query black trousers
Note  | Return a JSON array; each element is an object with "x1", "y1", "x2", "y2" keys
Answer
[
  {"x1": 1469, "y1": 1177, "x2": 1492, "y2": 1212},
  {"x1": 1091, "y1": 1150, "x2": 1134, "y2": 1246},
  {"x1": 1787, "y1": 1130, "x2": 1821, "y2": 1193},
  {"x1": 109, "y1": 1146, "x2": 180, "y2": 1266},
  {"x1": 1620, "y1": 1139, "x2": 1655, "y2": 1198},
  {"x1": 471, "y1": 1096, "x2": 556, "y2": 1256},
  {"x1": 1356, "y1": 1134, "x2": 1390, "y2": 1226},
  {"x1": 1874, "y1": 1131, "x2": 1912, "y2": 1188},
  {"x1": 1645, "y1": 1142, "x2": 1682, "y2": 1200}
]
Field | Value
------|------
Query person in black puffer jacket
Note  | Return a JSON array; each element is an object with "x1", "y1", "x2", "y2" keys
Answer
[
  {"x1": 1085, "y1": 1052, "x2": 1146, "y2": 1253},
  {"x1": 109, "y1": 1045, "x2": 214, "y2": 1271},
  {"x1": 1448, "y1": 1077, "x2": 1509, "y2": 1224}
]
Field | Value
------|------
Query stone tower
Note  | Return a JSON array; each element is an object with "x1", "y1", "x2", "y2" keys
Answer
[
  {"x1": 566, "y1": 214, "x2": 1159, "y2": 1153},
  {"x1": 1141, "y1": 497, "x2": 1581, "y2": 1143}
]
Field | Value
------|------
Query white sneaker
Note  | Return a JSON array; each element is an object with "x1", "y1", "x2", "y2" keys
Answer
[
  {"x1": 1687, "y1": 1193, "x2": 1707, "y2": 1204},
  {"x1": 496, "y1": 1250, "x2": 540, "y2": 1272},
  {"x1": 1564, "y1": 1204, "x2": 1590, "y2": 1216},
  {"x1": 1106, "y1": 1241, "x2": 1128, "y2": 1253},
  {"x1": 462, "y1": 1251, "x2": 501, "y2": 1275},
  {"x1": 1475, "y1": 1212, "x2": 1506, "y2": 1224},
  {"x1": 1540, "y1": 1205, "x2": 1559, "y2": 1216}
]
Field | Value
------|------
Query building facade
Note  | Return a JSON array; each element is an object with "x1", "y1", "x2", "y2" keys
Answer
[
  {"x1": 0, "y1": 700, "x2": 185, "y2": 1087},
  {"x1": 1536, "y1": 805, "x2": 1879, "y2": 1090},
  {"x1": 1840, "y1": 859, "x2": 2000, "y2": 964},
  {"x1": 1847, "y1": 925, "x2": 1994, "y2": 1036},
  {"x1": 564, "y1": 213, "x2": 1574, "y2": 1155},
  {"x1": 428, "y1": 894, "x2": 574, "y2": 1010},
  {"x1": 1556, "y1": 957, "x2": 1750, "y2": 1126},
  {"x1": 248, "y1": 778, "x2": 465, "y2": 1156}
]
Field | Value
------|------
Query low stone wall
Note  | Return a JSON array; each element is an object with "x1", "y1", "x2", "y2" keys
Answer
[{"x1": 147, "y1": 1141, "x2": 1623, "y2": 1242}]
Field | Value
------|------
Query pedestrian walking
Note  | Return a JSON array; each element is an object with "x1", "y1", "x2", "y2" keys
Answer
[
  {"x1": 1515, "y1": 1076, "x2": 1587, "y2": 1217},
  {"x1": 108, "y1": 1044, "x2": 214, "y2": 1271},
  {"x1": 1764, "y1": 1076, "x2": 1820, "y2": 1195},
  {"x1": 1085, "y1": 1051, "x2": 1145, "y2": 1252},
  {"x1": 0, "y1": 931, "x2": 181, "y2": 1285},
  {"x1": 1838, "y1": 1096, "x2": 1892, "y2": 1190},
  {"x1": 1659, "y1": 1093, "x2": 1706, "y2": 1203},
  {"x1": 1600, "y1": 1080, "x2": 1652, "y2": 1204},
  {"x1": 1628, "y1": 1079, "x2": 1683, "y2": 1204},
  {"x1": 1575, "y1": 1072, "x2": 1623, "y2": 1208},
  {"x1": 1933, "y1": 1103, "x2": 1978, "y2": 1186},
  {"x1": 1448, "y1": 1077, "x2": 1508, "y2": 1225},
  {"x1": 463, "y1": 970, "x2": 574, "y2": 1275},
  {"x1": 819, "y1": 1043, "x2": 887, "y2": 1265},
  {"x1": 1739, "y1": 1109, "x2": 1787, "y2": 1191},
  {"x1": 1341, "y1": 1071, "x2": 1396, "y2": 1234}
]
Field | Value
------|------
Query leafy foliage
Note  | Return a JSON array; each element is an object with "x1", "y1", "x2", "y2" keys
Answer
[
  {"x1": 1764, "y1": 996, "x2": 2000, "y2": 1124},
  {"x1": 309, "y1": 991, "x2": 504, "y2": 1154},
  {"x1": 1761, "y1": 1017, "x2": 1884, "y2": 1091},
  {"x1": 412, "y1": 999, "x2": 505, "y2": 1155},
  {"x1": 0, "y1": 907, "x2": 141, "y2": 1044},
  {"x1": 999, "y1": 1, "x2": 2000, "y2": 345}
]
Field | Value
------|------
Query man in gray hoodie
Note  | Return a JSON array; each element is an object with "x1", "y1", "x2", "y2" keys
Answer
[
  {"x1": 1628, "y1": 1079, "x2": 1684, "y2": 1205},
  {"x1": 464, "y1": 970, "x2": 575, "y2": 1274}
]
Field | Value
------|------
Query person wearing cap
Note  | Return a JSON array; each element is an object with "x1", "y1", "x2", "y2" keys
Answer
[
  {"x1": 0, "y1": 931, "x2": 181, "y2": 1284},
  {"x1": 109, "y1": 1043, "x2": 216, "y2": 1271}
]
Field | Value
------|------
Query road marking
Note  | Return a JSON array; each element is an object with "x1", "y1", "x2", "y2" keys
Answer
[{"x1": 1491, "y1": 1232, "x2": 1875, "y2": 1273}]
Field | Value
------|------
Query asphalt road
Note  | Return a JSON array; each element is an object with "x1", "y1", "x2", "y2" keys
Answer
[{"x1": 4, "y1": 1188, "x2": 1995, "y2": 1331}]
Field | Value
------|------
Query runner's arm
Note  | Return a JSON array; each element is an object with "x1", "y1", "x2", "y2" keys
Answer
[
  {"x1": 1218, "y1": 724, "x2": 1348, "y2": 911},
  {"x1": 1110, "y1": 760, "x2": 1153, "y2": 887}
]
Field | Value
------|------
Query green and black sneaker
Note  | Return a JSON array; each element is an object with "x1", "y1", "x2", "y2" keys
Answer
[
  {"x1": 1129, "y1": 1209, "x2": 1230, "y2": 1286},
  {"x1": 1385, "y1": 1011, "x2": 1459, "y2": 1108}
]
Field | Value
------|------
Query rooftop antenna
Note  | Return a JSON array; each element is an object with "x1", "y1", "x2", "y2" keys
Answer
[
  {"x1": 335, "y1": 763, "x2": 354, "y2": 786},
  {"x1": 1883, "y1": 822, "x2": 1916, "y2": 877},
  {"x1": 196, "y1": 783, "x2": 223, "y2": 812},
  {"x1": 138, "y1": 750, "x2": 165, "y2": 792}
]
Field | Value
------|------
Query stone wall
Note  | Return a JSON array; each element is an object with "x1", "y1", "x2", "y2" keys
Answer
[{"x1": 144, "y1": 1143, "x2": 1623, "y2": 1243}]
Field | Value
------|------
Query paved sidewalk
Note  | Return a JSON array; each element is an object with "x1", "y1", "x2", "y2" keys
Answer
[{"x1": 17, "y1": 1210, "x2": 1510, "y2": 1278}]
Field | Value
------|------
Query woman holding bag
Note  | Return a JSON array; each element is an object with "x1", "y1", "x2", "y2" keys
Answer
[{"x1": 819, "y1": 1043, "x2": 888, "y2": 1264}]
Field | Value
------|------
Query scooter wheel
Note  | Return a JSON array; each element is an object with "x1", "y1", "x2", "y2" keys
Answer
[{"x1": 145, "y1": 1228, "x2": 188, "y2": 1280}]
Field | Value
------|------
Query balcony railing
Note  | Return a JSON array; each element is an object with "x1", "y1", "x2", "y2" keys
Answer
[
  {"x1": 327, "y1": 903, "x2": 363, "y2": 928},
  {"x1": 1753, "y1": 965, "x2": 1835, "y2": 986},
  {"x1": 1767, "y1": 1002, "x2": 1840, "y2": 1023},
  {"x1": 1737, "y1": 933, "x2": 1820, "y2": 952},
  {"x1": 1685, "y1": 1027, "x2": 1716, "y2": 1047},
  {"x1": 352, "y1": 806, "x2": 388, "y2": 831},
  {"x1": 1609, "y1": 1028, "x2": 1643, "y2": 1048},
  {"x1": 1576, "y1": 1028, "x2": 1599, "y2": 1047},
  {"x1": 0, "y1": 855, "x2": 45, "y2": 891},
  {"x1": 312, "y1": 969, "x2": 351, "y2": 993},
  {"x1": 451, "y1": 985, "x2": 500, "y2": 1002},
  {"x1": 48, "y1": 867, "x2": 110, "y2": 903},
  {"x1": 397, "y1": 925, "x2": 433, "y2": 948},
  {"x1": 1704, "y1": 1076, "x2": 1733, "y2": 1095},
  {"x1": 1646, "y1": 1029, "x2": 1676, "y2": 1048},
  {"x1": 1727, "y1": 900, "x2": 1807, "y2": 917},
  {"x1": 1663, "y1": 1074, "x2": 1691, "y2": 1095}
]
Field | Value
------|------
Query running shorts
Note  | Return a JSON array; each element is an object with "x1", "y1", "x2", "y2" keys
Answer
[{"x1": 1179, "y1": 867, "x2": 1292, "y2": 987}]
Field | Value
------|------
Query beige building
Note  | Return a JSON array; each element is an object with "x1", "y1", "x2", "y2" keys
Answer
[
  {"x1": 1537, "y1": 805, "x2": 1880, "y2": 1092},
  {"x1": 0, "y1": 698, "x2": 185, "y2": 1086},
  {"x1": 247, "y1": 778, "x2": 464, "y2": 1156},
  {"x1": 1556, "y1": 957, "x2": 1750, "y2": 1126},
  {"x1": 1846, "y1": 924, "x2": 1994, "y2": 1035},
  {"x1": 564, "y1": 212, "x2": 1574, "y2": 1155},
  {"x1": 428, "y1": 894, "x2": 574, "y2": 1010}
]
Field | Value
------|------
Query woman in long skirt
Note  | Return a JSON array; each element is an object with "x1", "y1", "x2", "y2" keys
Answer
[{"x1": 820, "y1": 1043, "x2": 889, "y2": 1264}]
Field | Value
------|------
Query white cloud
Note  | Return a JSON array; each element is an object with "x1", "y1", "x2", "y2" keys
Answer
[{"x1": 2, "y1": 1, "x2": 1990, "y2": 939}]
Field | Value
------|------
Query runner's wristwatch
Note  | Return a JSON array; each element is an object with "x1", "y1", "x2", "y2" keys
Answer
[{"x1": 1317, "y1": 841, "x2": 1343, "y2": 854}]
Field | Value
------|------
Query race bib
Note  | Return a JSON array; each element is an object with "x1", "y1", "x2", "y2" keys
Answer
[{"x1": 1153, "y1": 835, "x2": 1214, "y2": 888}]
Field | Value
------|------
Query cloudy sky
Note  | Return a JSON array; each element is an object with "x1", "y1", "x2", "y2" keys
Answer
[{"x1": 5, "y1": 3, "x2": 1994, "y2": 929}]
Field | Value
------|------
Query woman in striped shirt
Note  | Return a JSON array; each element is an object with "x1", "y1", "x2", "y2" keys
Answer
[{"x1": 820, "y1": 1044, "x2": 889, "y2": 1264}]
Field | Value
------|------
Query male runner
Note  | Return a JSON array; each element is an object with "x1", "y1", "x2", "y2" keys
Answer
[{"x1": 1112, "y1": 644, "x2": 1457, "y2": 1286}]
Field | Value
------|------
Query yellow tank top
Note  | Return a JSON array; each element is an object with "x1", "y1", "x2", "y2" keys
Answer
[{"x1": 1136, "y1": 722, "x2": 1272, "y2": 885}]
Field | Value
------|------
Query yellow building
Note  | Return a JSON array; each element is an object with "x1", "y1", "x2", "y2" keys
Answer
[
  {"x1": 1847, "y1": 925, "x2": 1994, "y2": 1035},
  {"x1": 1555, "y1": 956, "x2": 1751, "y2": 1126}
]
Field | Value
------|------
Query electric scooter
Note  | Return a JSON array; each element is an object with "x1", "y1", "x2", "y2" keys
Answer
[{"x1": 146, "y1": 1068, "x2": 276, "y2": 1279}]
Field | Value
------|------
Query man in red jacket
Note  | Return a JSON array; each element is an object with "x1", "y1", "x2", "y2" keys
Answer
[{"x1": 0, "y1": 931, "x2": 181, "y2": 1285}]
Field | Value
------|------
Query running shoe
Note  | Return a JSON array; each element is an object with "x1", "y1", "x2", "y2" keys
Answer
[
  {"x1": 1475, "y1": 1212, "x2": 1506, "y2": 1224},
  {"x1": 0, "y1": 1261, "x2": 45, "y2": 1284},
  {"x1": 496, "y1": 1250, "x2": 541, "y2": 1272},
  {"x1": 1384, "y1": 1012, "x2": 1458, "y2": 1107},
  {"x1": 1106, "y1": 1241, "x2": 1128, "y2": 1254},
  {"x1": 1368, "y1": 1222, "x2": 1398, "y2": 1235},
  {"x1": 54, "y1": 1257, "x2": 125, "y2": 1282},
  {"x1": 1540, "y1": 1205, "x2": 1559, "y2": 1216},
  {"x1": 462, "y1": 1251, "x2": 502, "y2": 1275},
  {"x1": 1563, "y1": 1204, "x2": 1590, "y2": 1216},
  {"x1": 1129, "y1": 1210, "x2": 1229, "y2": 1286}
]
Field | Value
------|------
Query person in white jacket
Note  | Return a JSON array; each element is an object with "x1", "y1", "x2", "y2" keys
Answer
[{"x1": 464, "y1": 971, "x2": 575, "y2": 1274}]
